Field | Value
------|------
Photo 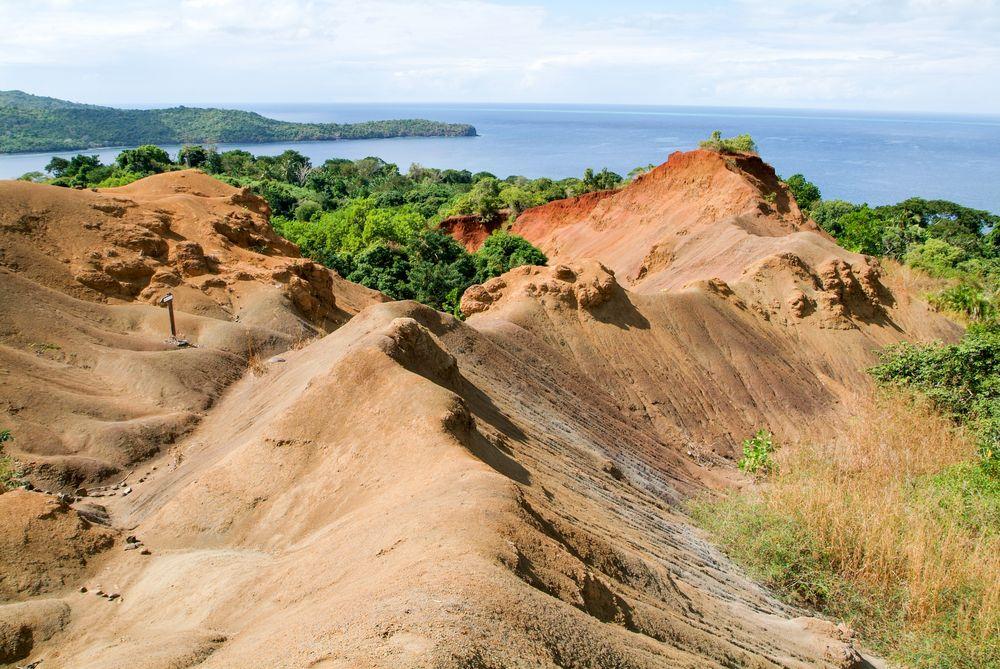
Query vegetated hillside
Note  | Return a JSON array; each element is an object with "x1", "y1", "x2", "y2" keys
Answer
[
  {"x1": 0, "y1": 156, "x2": 959, "y2": 668},
  {"x1": 0, "y1": 90, "x2": 477, "y2": 153}
]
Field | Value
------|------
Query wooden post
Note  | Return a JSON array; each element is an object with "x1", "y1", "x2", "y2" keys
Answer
[{"x1": 160, "y1": 293, "x2": 176, "y2": 338}]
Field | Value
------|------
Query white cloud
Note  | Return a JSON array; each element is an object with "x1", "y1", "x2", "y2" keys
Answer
[{"x1": 0, "y1": 0, "x2": 996, "y2": 112}]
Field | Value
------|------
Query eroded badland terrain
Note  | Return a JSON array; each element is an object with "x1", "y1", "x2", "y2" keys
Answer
[{"x1": 0, "y1": 150, "x2": 960, "y2": 668}]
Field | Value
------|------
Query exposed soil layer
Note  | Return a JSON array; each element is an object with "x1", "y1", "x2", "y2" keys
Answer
[
  {"x1": 438, "y1": 211, "x2": 506, "y2": 251},
  {"x1": 0, "y1": 171, "x2": 381, "y2": 489},
  {"x1": 0, "y1": 156, "x2": 957, "y2": 668},
  {"x1": 513, "y1": 149, "x2": 829, "y2": 292}
]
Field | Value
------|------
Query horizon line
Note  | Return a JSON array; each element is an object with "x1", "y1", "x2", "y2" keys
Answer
[{"x1": 8, "y1": 90, "x2": 999, "y2": 121}]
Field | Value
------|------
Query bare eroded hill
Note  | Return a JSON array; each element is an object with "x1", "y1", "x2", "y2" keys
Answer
[
  {"x1": 0, "y1": 156, "x2": 959, "y2": 668},
  {"x1": 0, "y1": 171, "x2": 381, "y2": 488}
]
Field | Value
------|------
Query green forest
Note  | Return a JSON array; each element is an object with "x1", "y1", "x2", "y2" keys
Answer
[{"x1": 0, "y1": 90, "x2": 476, "y2": 153}]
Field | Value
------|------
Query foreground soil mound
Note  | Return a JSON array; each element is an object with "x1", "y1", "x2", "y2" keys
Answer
[
  {"x1": 1, "y1": 159, "x2": 955, "y2": 667},
  {"x1": 0, "y1": 171, "x2": 381, "y2": 489},
  {"x1": 8, "y1": 302, "x2": 872, "y2": 668}
]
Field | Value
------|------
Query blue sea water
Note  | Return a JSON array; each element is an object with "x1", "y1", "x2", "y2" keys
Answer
[{"x1": 2, "y1": 103, "x2": 998, "y2": 212}]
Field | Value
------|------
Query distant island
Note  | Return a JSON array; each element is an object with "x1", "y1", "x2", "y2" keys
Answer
[{"x1": 0, "y1": 90, "x2": 477, "y2": 154}]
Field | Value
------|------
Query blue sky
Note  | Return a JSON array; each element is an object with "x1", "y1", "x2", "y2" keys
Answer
[{"x1": 0, "y1": 0, "x2": 997, "y2": 113}]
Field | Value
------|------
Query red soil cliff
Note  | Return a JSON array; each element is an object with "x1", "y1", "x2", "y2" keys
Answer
[{"x1": 513, "y1": 149, "x2": 830, "y2": 292}]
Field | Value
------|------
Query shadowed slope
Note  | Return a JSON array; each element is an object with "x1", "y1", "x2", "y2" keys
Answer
[{"x1": 461, "y1": 253, "x2": 955, "y2": 455}]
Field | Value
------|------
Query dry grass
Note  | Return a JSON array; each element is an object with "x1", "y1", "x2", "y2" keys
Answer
[
  {"x1": 290, "y1": 335, "x2": 319, "y2": 350},
  {"x1": 692, "y1": 393, "x2": 1000, "y2": 667},
  {"x1": 775, "y1": 396, "x2": 997, "y2": 623},
  {"x1": 880, "y1": 259, "x2": 973, "y2": 326},
  {"x1": 244, "y1": 336, "x2": 271, "y2": 377},
  {"x1": 247, "y1": 352, "x2": 269, "y2": 377},
  {"x1": 880, "y1": 258, "x2": 954, "y2": 297}
]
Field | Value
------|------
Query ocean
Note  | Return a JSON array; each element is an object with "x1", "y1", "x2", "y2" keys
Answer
[{"x1": 2, "y1": 103, "x2": 998, "y2": 212}]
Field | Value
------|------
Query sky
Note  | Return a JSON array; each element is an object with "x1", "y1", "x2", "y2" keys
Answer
[{"x1": 0, "y1": 0, "x2": 998, "y2": 113}]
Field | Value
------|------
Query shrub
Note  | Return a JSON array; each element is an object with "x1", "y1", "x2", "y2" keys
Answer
[
  {"x1": 346, "y1": 242, "x2": 413, "y2": 299},
  {"x1": 92, "y1": 171, "x2": 144, "y2": 188},
  {"x1": 115, "y1": 144, "x2": 172, "y2": 175},
  {"x1": 293, "y1": 200, "x2": 322, "y2": 221},
  {"x1": 811, "y1": 199, "x2": 860, "y2": 235},
  {"x1": 0, "y1": 429, "x2": 18, "y2": 492},
  {"x1": 627, "y1": 164, "x2": 656, "y2": 180},
  {"x1": 928, "y1": 282, "x2": 995, "y2": 322},
  {"x1": 449, "y1": 177, "x2": 503, "y2": 220},
  {"x1": 474, "y1": 231, "x2": 547, "y2": 283},
  {"x1": 881, "y1": 223, "x2": 928, "y2": 260},
  {"x1": 738, "y1": 429, "x2": 776, "y2": 475},
  {"x1": 178, "y1": 144, "x2": 211, "y2": 168},
  {"x1": 784, "y1": 174, "x2": 822, "y2": 212},
  {"x1": 17, "y1": 171, "x2": 46, "y2": 183},
  {"x1": 405, "y1": 229, "x2": 477, "y2": 313},
  {"x1": 905, "y1": 238, "x2": 969, "y2": 277},
  {"x1": 499, "y1": 185, "x2": 545, "y2": 216},
  {"x1": 699, "y1": 130, "x2": 758, "y2": 154},
  {"x1": 575, "y1": 167, "x2": 623, "y2": 194}
]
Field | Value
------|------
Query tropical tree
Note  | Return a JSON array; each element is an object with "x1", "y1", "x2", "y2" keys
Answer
[
  {"x1": 115, "y1": 144, "x2": 172, "y2": 174},
  {"x1": 474, "y1": 231, "x2": 548, "y2": 282}
]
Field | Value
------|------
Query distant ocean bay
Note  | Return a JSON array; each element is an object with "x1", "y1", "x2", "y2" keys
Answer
[{"x1": 2, "y1": 103, "x2": 998, "y2": 212}]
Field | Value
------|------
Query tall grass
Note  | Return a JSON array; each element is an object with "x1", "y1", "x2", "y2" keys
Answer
[{"x1": 690, "y1": 394, "x2": 999, "y2": 667}]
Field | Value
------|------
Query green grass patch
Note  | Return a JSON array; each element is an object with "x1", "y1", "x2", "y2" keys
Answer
[
  {"x1": 911, "y1": 462, "x2": 1000, "y2": 535},
  {"x1": 0, "y1": 429, "x2": 18, "y2": 492}
]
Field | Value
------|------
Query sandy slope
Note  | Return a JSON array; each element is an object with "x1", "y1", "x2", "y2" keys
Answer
[
  {"x1": 0, "y1": 172, "x2": 380, "y2": 489},
  {"x1": 483, "y1": 151, "x2": 957, "y2": 450},
  {"x1": 0, "y1": 156, "x2": 957, "y2": 667},
  {"x1": 460, "y1": 259, "x2": 956, "y2": 454}
]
